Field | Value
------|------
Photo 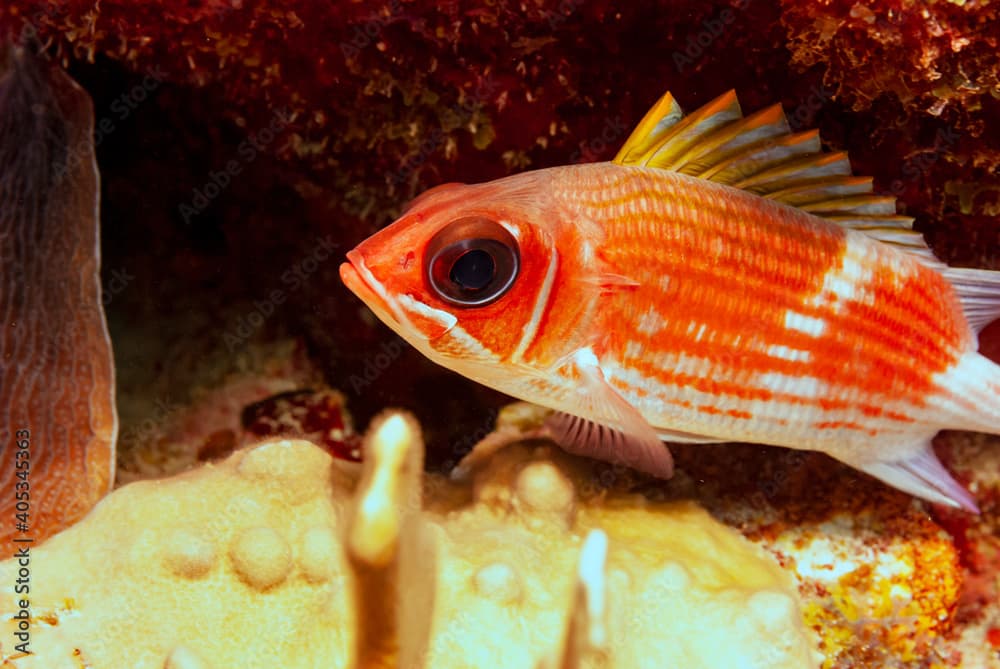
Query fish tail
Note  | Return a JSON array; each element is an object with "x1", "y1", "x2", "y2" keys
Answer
[{"x1": 927, "y1": 262, "x2": 1000, "y2": 429}]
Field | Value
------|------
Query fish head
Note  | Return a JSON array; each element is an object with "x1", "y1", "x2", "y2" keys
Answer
[{"x1": 340, "y1": 172, "x2": 586, "y2": 379}]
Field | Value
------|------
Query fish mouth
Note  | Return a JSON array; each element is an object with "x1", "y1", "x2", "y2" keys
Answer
[
  {"x1": 340, "y1": 251, "x2": 407, "y2": 332},
  {"x1": 341, "y1": 252, "x2": 393, "y2": 319},
  {"x1": 341, "y1": 252, "x2": 457, "y2": 359}
]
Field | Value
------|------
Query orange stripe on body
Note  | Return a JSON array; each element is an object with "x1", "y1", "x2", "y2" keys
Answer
[
  {"x1": 814, "y1": 420, "x2": 875, "y2": 434},
  {"x1": 555, "y1": 164, "x2": 969, "y2": 438}
]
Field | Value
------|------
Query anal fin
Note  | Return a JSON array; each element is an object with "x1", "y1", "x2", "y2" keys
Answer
[{"x1": 854, "y1": 444, "x2": 979, "y2": 513}]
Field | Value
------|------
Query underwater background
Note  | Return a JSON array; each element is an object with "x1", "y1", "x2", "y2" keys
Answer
[{"x1": 1, "y1": 1, "x2": 1000, "y2": 667}]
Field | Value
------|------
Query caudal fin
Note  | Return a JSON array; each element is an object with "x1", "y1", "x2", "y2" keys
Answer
[{"x1": 854, "y1": 445, "x2": 979, "y2": 513}]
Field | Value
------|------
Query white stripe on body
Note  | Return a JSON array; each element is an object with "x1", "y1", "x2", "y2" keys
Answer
[
  {"x1": 930, "y1": 351, "x2": 1000, "y2": 433},
  {"x1": 598, "y1": 351, "x2": 933, "y2": 459}
]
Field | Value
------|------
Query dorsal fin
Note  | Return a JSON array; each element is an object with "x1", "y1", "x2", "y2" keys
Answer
[
  {"x1": 613, "y1": 89, "x2": 1000, "y2": 333},
  {"x1": 612, "y1": 90, "x2": 934, "y2": 261},
  {"x1": 940, "y1": 266, "x2": 1000, "y2": 333},
  {"x1": 613, "y1": 91, "x2": 684, "y2": 165}
]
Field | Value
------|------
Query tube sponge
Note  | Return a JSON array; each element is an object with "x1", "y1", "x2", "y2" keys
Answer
[{"x1": 0, "y1": 45, "x2": 116, "y2": 547}]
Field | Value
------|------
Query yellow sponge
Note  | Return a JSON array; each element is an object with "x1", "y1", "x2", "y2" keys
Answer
[{"x1": 0, "y1": 411, "x2": 815, "y2": 668}]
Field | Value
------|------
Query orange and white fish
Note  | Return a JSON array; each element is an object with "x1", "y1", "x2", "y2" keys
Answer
[{"x1": 341, "y1": 90, "x2": 1000, "y2": 512}]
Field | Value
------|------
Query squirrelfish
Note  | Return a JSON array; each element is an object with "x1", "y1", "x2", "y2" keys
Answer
[{"x1": 341, "y1": 90, "x2": 1000, "y2": 511}]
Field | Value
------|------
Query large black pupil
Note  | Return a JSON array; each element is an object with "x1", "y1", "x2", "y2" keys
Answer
[{"x1": 449, "y1": 249, "x2": 495, "y2": 291}]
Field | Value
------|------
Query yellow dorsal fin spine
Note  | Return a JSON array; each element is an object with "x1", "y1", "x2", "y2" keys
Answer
[
  {"x1": 762, "y1": 176, "x2": 873, "y2": 206},
  {"x1": 699, "y1": 130, "x2": 822, "y2": 184},
  {"x1": 676, "y1": 104, "x2": 789, "y2": 176},
  {"x1": 641, "y1": 91, "x2": 741, "y2": 170},
  {"x1": 613, "y1": 89, "x2": 937, "y2": 261},
  {"x1": 613, "y1": 91, "x2": 683, "y2": 164},
  {"x1": 799, "y1": 194, "x2": 898, "y2": 217}
]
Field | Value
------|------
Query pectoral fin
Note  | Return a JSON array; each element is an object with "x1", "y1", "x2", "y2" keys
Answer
[
  {"x1": 853, "y1": 444, "x2": 979, "y2": 513},
  {"x1": 545, "y1": 349, "x2": 674, "y2": 478}
]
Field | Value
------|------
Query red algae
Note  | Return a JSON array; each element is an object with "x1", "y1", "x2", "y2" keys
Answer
[
  {"x1": 241, "y1": 387, "x2": 361, "y2": 461},
  {"x1": 780, "y1": 0, "x2": 1000, "y2": 268},
  {"x1": 0, "y1": 1, "x2": 994, "y2": 254},
  {"x1": 0, "y1": 45, "x2": 116, "y2": 546}
]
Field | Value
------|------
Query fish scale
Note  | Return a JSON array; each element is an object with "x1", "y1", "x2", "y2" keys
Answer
[
  {"x1": 595, "y1": 169, "x2": 948, "y2": 436},
  {"x1": 586, "y1": 182, "x2": 966, "y2": 455},
  {"x1": 590, "y1": 193, "x2": 965, "y2": 445},
  {"x1": 342, "y1": 89, "x2": 1000, "y2": 511}
]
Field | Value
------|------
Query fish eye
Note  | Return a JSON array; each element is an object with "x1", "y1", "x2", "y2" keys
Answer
[{"x1": 425, "y1": 216, "x2": 519, "y2": 307}]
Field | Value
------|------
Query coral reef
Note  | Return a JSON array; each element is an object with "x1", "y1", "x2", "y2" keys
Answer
[
  {"x1": 0, "y1": 413, "x2": 817, "y2": 668},
  {"x1": 1, "y1": 385, "x2": 991, "y2": 667},
  {"x1": 0, "y1": 2, "x2": 998, "y2": 666},
  {"x1": 113, "y1": 334, "x2": 325, "y2": 485},
  {"x1": 241, "y1": 387, "x2": 360, "y2": 461},
  {"x1": 461, "y1": 402, "x2": 980, "y2": 668},
  {"x1": 692, "y1": 439, "x2": 1000, "y2": 669},
  {"x1": 0, "y1": 45, "x2": 115, "y2": 545}
]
